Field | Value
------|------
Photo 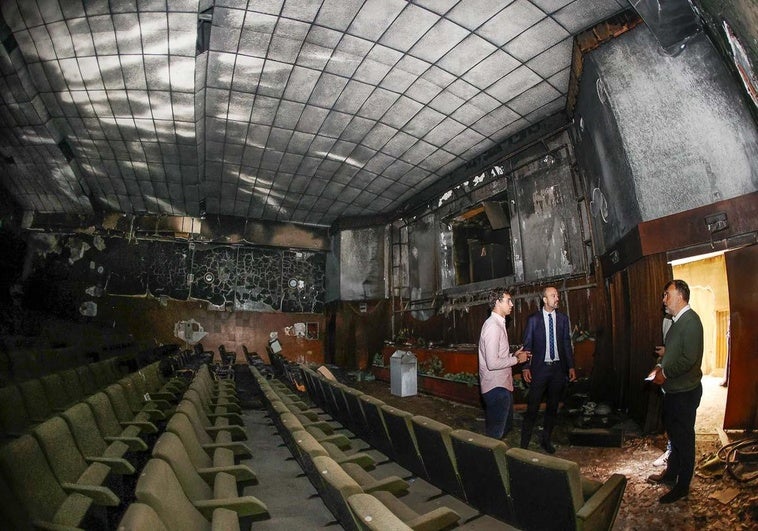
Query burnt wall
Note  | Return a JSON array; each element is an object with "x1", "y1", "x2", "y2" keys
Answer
[{"x1": 573, "y1": 24, "x2": 758, "y2": 254}]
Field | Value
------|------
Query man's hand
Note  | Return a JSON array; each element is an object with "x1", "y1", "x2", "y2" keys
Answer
[
  {"x1": 568, "y1": 368, "x2": 576, "y2": 382},
  {"x1": 522, "y1": 368, "x2": 531, "y2": 383},
  {"x1": 655, "y1": 345, "x2": 666, "y2": 357},
  {"x1": 515, "y1": 348, "x2": 529, "y2": 364},
  {"x1": 652, "y1": 366, "x2": 666, "y2": 385}
]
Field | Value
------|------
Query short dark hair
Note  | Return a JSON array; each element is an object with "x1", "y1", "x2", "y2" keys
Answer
[
  {"x1": 488, "y1": 288, "x2": 510, "y2": 310},
  {"x1": 664, "y1": 279, "x2": 690, "y2": 302},
  {"x1": 540, "y1": 286, "x2": 556, "y2": 307}
]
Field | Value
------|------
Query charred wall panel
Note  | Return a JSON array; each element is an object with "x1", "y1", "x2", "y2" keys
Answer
[
  {"x1": 338, "y1": 227, "x2": 385, "y2": 301},
  {"x1": 573, "y1": 24, "x2": 758, "y2": 255},
  {"x1": 514, "y1": 152, "x2": 585, "y2": 281}
]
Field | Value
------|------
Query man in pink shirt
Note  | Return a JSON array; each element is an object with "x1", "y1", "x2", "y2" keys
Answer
[{"x1": 478, "y1": 288, "x2": 529, "y2": 439}]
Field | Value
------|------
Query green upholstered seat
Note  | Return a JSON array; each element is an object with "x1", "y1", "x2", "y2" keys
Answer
[
  {"x1": 410, "y1": 415, "x2": 466, "y2": 500},
  {"x1": 450, "y1": 428, "x2": 513, "y2": 522},
  {"x1": 505, "y1": 447, "x2": 627, "y2": 531}
]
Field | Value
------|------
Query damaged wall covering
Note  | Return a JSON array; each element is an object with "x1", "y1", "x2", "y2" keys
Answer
[
  {"x1": 572, "y1": 24, "x2": 758, "y2": 255},
  {"x1": 19, "y1": 233, "x2": 326, "y2": 363},
  {"x1": 48, "y1": 236, "x2": 327, "y2": 312}
]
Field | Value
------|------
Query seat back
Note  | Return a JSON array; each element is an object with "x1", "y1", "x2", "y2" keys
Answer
[
  {"x1": 135, "y1": 458, "x2": 214, "y2": 531},
  {"x1": 60, "y1": 369, "x2": 85, "y2": 402},
  {"x1": 311, "y1": 455, "x2": 363, "y2": 531},
  {"x1": 104, "y1": 384, "x2": 139, "y2": 422},
  {"x1": 346, "y1": 493, "x2": 413, "y2": 531},
  {"x1": 0, "y1": 466, "x2": 33, "y2": 530},
  {"x1": 118, "y1": 502, "x2": 170, "y2": 531},
  {"x1": 18, "y1": 378, "x2": 53, "y2": 422},
  {"x1": 152, "y1": 432, "x2": 213, "y2": 501},
  {"x1": 380, "y1": 405, "x2": 426, "y2": 479},
  {"x1": 76, "y1": 365, "x2": 98, "y2": 395},
  {"x1": 0, "y1": 434, "x2": 93, "y2": 526},
  {"x1": 357, "y1": 395, "x2": 393, "y2": 458},
  {"x1": 33, "y1": 416, "x2": 92, "y2": 485},
  {"x1": 90, "y1": 361, "x2": 113, "y2": 389},
  {"x1": 174, "y1": 402, "x2": 214, "y2": 445},
  {"x1": 293, "y1": 429, "x2": 329, "y2": 479},
  {"x1": 0, "y1": 384, "x2": 33, "y2": 438},
  {"x1": 411, "y1": 415, "x2": 465, "y2": 499},
  {"x1": 61, "y1": 402, "x2": 109, "y2": 457},
  {"x1": 40, "y1": 373, "x2": 73, "y2": 411},
  {"x1": 450, "y1": 429, "x2": 513, "y2": 522},
  {"x1": 165, "y1": 414, "x2": 213, "y2": 469},
  {"x1": 86, "y1": 391, "x2": 128, "y2": 437},
  {"x1": 341, "y1": 387, "x2": 368, "y2": 438},
  {"x1": 505, "y1": 447, "x2": 583, "y2": 531}
]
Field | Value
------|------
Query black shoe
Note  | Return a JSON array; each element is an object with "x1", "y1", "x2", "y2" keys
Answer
[
  {"x1": 647, "y1": 473, "x2": 676, "y2": 486},
  {"x1": 659, "y1": 487, "x2": 688, "y2": 504},
  {"x1": 540, "y1": 440, "x2": 556, "y2": 454}
]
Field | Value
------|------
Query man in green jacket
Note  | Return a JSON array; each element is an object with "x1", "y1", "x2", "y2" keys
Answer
[{"x1": 648, "y1": 279, "x2": 704, "y2": 504}]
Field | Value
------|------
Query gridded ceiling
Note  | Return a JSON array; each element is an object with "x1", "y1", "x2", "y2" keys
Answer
[{"x1": 0, "y1": 0, "x2": 627, "y2": 227}]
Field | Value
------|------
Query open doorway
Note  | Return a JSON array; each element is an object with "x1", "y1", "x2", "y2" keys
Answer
[{"x1": 670, "y1": 252, "x2": 729, "y2": 434}]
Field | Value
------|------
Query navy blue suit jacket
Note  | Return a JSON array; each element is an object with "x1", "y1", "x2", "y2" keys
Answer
[{"x1": 523, "y1": 310, "x2": 574, "y2": 376}]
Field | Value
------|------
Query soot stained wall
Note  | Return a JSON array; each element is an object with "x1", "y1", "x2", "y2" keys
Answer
[{"x1": 573, "y1": 24, "x2": 758, "y2": 254}]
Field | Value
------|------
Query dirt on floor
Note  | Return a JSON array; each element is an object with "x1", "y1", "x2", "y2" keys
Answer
[{"x1": 351, "y1": 379, "x2": 758, "y2": 531}]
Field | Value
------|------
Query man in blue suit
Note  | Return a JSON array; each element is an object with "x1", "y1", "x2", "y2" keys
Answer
[{"x1": 520, "y1": 286, "x2": 576, "y2": 453}]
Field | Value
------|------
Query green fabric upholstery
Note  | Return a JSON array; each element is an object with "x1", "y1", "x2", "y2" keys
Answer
[
  {"x1": 505, "y1": 447, "x2": 626, "y2": 531},
  {"x1": 41, "y1": 373, "x2": 76, "y2": 412},
  {"x1": 0, "y1": 384, "x2": 34, "y2": 438},
  {"x1": 410, "y1": 415, "x2": 465, "y2": 499},
  {"x1": 0, "y1": 434, "x2": 97, "y2": 529},
  {"x1": 449, "y1": 428, "x2": 513, "y2": 522},
  {"x1": 346, "y1": 493, "x2": 413, "y2": 531},
  {"x1": 117, "y1": 502, "x2": 169, "y2": 531},
  {"x1": 19, "y1": 378, "x2": 53, "y2": 423},
  {"x1": 380, "y1": 405, "x2": 427, "y2": 480},
  {"x1": 32, "y1": 417, "x2": 118, "y2": 506},
  {"x1": 61, "y1": 403, "x2": 135, "y2": 474}
]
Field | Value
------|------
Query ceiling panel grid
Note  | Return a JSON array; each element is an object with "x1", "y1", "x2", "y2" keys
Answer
[{"x1": 0, "y1": 0, "x2": 627, "y2": 225}]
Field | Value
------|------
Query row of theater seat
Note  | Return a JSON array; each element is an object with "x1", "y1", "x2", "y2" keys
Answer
[
  {"x1": 117, "y1": 363, "x2": 270, "y2": 530},
  {"x1": 251, "y1": 366, "x2": 461, "y2": 531},
  {"x1": 0, "y1": 357, "x2": 128, "y2": 442},
  {"x1": 0, "y1": 346, "x2": 199, "y2": 443},
  {"x1": 0, "y1": 351, "x2": 270, "y2": 530},
  {"x1": 0, "y1": 331, "x2": 139, "y2": 385},
  {"x1": 297, "y1": 365, "x2": 628, "y2": 531},
  {"x1": 0, "y1": 355, "x2": 192, "y2": 529}
]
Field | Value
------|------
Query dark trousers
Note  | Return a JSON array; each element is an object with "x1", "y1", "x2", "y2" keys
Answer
[
  {"x1": 662, "y1": 383, "x2": 702, "y2": 490},
  {"x1": 520, "y1": 364, "x2": 566, "y2": 447},
  {"x1": 482, "y1": 386, "x2": 513, "y2": 439}
]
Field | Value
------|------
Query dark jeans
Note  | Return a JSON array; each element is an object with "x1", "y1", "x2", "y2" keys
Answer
[
  {"x1": 520, "y1": 363, "x2": 566, "y2": 447},
  {"x1": 482, "y1": 386, "x2": 513, "y2": 439},
  {"x1": 663, "y1": 383, "x2": 702, "y2": 490}
]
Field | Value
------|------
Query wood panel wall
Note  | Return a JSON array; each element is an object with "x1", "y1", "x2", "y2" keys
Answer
[
  {"x1": 724, "y1": 245, "x2": 758, "y2": 430},
  {"x1": 604, "y1": 253, "x2": 676, "y2": 432}
]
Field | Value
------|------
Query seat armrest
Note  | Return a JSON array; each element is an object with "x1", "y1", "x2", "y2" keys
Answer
[
  {"x1": 361, "y1": 476, "x2": 409, "y2": 496},
  {"x1": 205, "y1": 424, "x2": 247, "y2": 441},
  {"x1": 32, "y1": 520, "x2": 84, "y2": 531},
  {"x1": 85, "y1": 456, "x2": 135, "y2": 475},
  {"x1": 207, "y1": 411, "x2": 244, "y2": 426},
  {"x1": 60, "y1": 482, "x2": 120, "y2": 507},
  {"x1": 336, "y1": 452, "x2": 376, "y2": 470},
  {"x1": 147, "y1": 391, "x2": 177, "y2": 401},
  {"x1": 198, "y1": 465, "x2": 257, "y2": 485},
  {"x1": 193, "y1": 495, "x2": 269, "y2": 519},
  {"x1": 576, "y1": 474, "x2": 627, "y2": 531},
  {"x1": 120, "y1": 419, "x2": 158, "y2": 433},
  {"x1": 405, "y1": 507, "x2": 461, "y2": 531},
  {"x1": 202, "y1": 441, "x2": 253, "y2": 459},
  {"x1": 104, "y1": 435, "x2": 148, "y2": 451},
  {"x1": 210, "y1": 508, "x2": 241, "y2": 531}
]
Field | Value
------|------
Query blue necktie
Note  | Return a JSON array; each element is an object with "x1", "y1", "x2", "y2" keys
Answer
[{"x1": 548, "y1": 313, "x2": 555, "y2": 360}]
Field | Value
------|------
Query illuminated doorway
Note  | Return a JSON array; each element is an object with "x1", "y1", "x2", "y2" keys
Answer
[{"x1": 670, "y1": 252, "x2": 729, "y2": 433}]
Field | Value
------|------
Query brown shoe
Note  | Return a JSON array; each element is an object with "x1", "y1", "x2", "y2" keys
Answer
[{"x1": 647, "y1": 472, "x2": 676, "y2": 486}]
